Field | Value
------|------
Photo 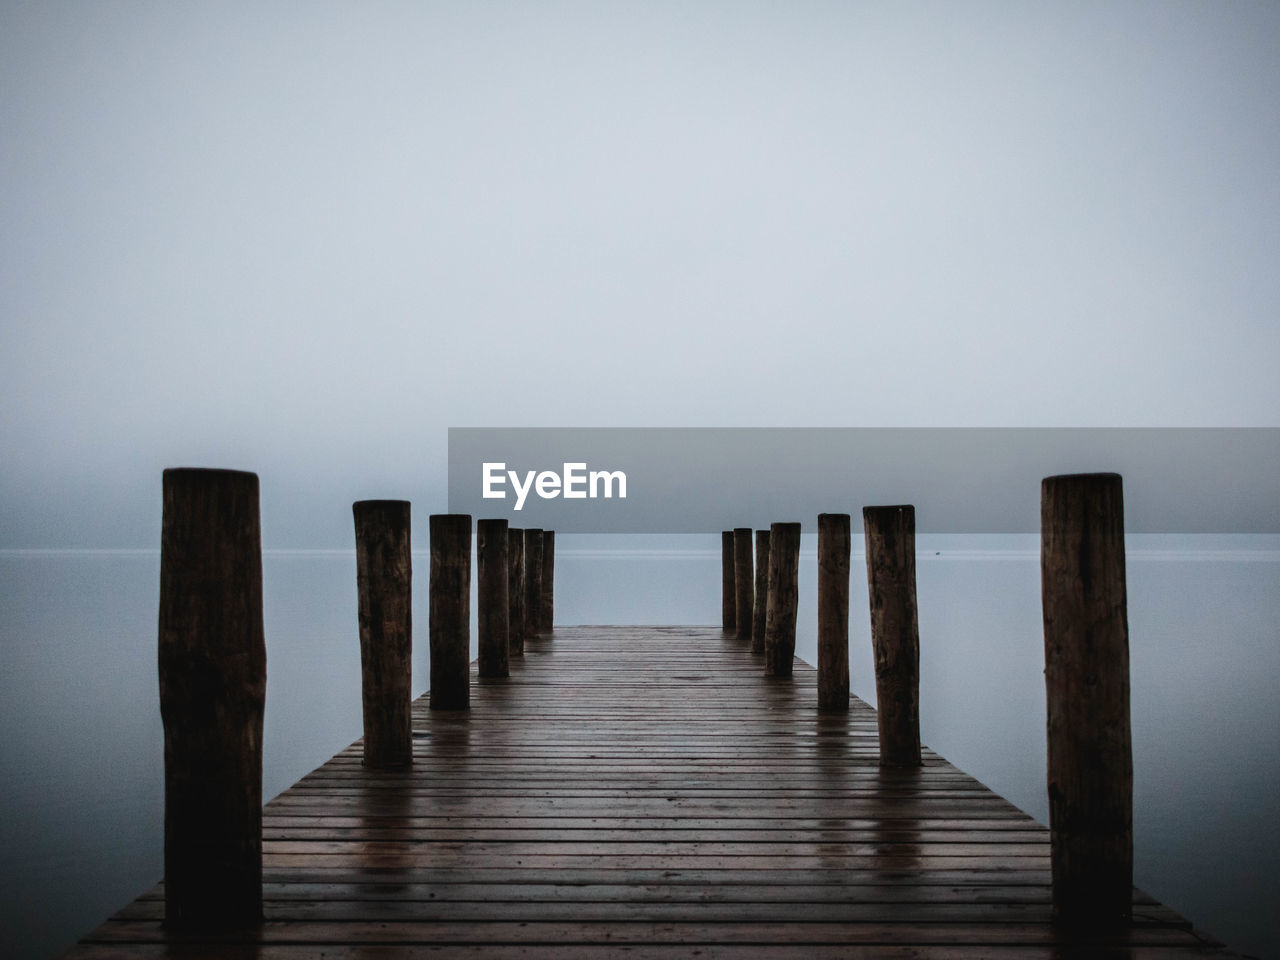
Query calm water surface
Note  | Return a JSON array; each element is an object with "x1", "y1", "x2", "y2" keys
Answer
[{"x1": 1, "y1": 536, "x2": 1276, "y2": 958}]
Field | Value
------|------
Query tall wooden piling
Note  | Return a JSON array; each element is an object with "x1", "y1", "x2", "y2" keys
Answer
[
  {"x1": 158, "y1": 467, "x2": 265, "y2": 927},
  {"x1": 752, "y1": 529, "x2": 769, "y2": 654},
  {"x1": 540, "y1": 531, "x2": 555, "y2": 632},
  {"x1": 721, "y1": 531, "x2": 736, "y2": 633},
  {"x1": 525, "y1": 528, "x2": 544, "y2": 640},
  {"x1": 818, "y1": 513, "x2": 851, "y2": 713},
  {"x1": 1041, "y1": 473, "x2": 1132, "y2": 924},
  {"x1": 508, "y1": 528, "x2": 524, "y2": 657},
  {"x1": 352, "y1": 500, "x2": 412, "y2": 769},
  {"x1": 764, "y1": 522, "x2": 801, "y2": 677},
  {"x1": 863, "y1": 505, "x2": 921, "y2": 767},
  {"x1": 734, "y1": 527, "x2": 754, "y2": 644},
  {"x1": 429, "y1": 514, "x2": 471, "y2": 710},
  {"x1": 477, "y1": 519, "x2": 510, "y2": 679}
]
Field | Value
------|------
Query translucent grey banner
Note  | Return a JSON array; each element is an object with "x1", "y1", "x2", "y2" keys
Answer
[{"x1": 447, "y1": 428, "x2": 1280, "y2": 533}]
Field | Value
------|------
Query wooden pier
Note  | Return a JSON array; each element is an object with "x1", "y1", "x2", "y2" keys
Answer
[{"x1": 68, "y1": 626, "x2": 1235, "y2": 958}]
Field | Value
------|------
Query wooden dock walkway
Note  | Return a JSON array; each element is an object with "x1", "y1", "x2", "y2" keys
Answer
[{"x1": 68, "y1": 626, "x2": 1237, "y2": 958}]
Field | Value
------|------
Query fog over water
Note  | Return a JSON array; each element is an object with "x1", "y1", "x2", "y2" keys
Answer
[
  {"x1": 2, "y1": 2, "x2": 1278, "y2": 958},
  {"x1": 2, "y1": 539, "x2": 1277, "y2": 957}
]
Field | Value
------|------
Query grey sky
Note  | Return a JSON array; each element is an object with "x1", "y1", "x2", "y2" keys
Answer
[{"x1": 3, "y1": 2, "x2": 1278, "y2": 546}]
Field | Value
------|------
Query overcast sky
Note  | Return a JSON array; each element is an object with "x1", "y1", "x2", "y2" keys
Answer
[{"x1": 2, "y1": 1, "x2": 1277, "y2": 547}]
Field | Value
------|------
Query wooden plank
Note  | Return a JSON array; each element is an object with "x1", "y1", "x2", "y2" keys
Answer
[
  {"x1": 75, "y1": 919, "x2": 1222, "y2": 947},
  {"x1": 111, "y1": 898, "x2": 1195, "y2": 924},
  {"x1": 61, "y1": 944, "x2": 1237, "y2": 960},
  {"x1": 242, "y1": 867, "x2": 1061, "y2": 887}
]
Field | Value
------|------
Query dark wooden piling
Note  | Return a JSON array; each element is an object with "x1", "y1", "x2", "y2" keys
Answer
[
  {"x1": 751, "y1": 529, "x2": 769, "y2": 654},
  {"x1": 1041, "y1": 472, "x2": 1133, "y2": 925},
  {"x1": 721, "y1": 530, "x2": 736, "y2": 633},
  {"x1": 524, "y1": 529, "x2": 544, "y2": 640},
  {"x1": 863, "y1": 505, "x2": 921, "y2": 767},
  {"x1": 818, "y1": 512, "x2": 851, "y2": 713},
  {"x1": 429, "y1": 514, "x2": 471, "y2": 710},
  {"x1": 352, "y1": 499, "x2": 413, "y2": 769},
  {"x1": 477, "y1": 519, "x2": 510, "y2": 679},
  {"x1": 764, "y1": 522, "x2": 801, "y2": 677},
  {"x1": 508, "y1": 527, "x2": 524, "y2": 657},
  {"x1": 158, "y1": 467, "x2": 265, "y2": 927},
  {"x1": 540, "y1": 530, "x2": 555, "y2": 632},
  {"x1": 733, "y1": 527, "x2": 754, "y2": 644}
]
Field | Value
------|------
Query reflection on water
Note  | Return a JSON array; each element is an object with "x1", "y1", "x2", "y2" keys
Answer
[{"x1": 0, "y1": 535, "x2": 1276, "y2": 958}]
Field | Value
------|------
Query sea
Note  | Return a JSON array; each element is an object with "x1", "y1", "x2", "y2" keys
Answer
[{"x1": 1, "y1": 534, "x2": 1276, "y2": 958}]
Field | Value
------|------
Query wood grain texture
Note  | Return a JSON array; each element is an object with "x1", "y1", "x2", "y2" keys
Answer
[
  {"x1": 733, "y1": 527, "x2": 754, "y2": 645},
  {"x1": 863, "y1": 505, "x2": 921, "y2": 767},
  {"x1": 508, "y1": 528, "x2": 524, "y2": 658},
  {"x1": 817, "y1": 512, "x2": 851, "y2": 713},
  {"x1": 540, "y1": 531, "x2": 555, "y2": 631},
  {"x1": 429, "y1": 514, "x2": 471, "y2": 710},
  {"x1": 764, "y1": 522, "x2": 801, "y2": 677},
  {"x1": 75, "y1": 626, "x2": 1233, "y2": 957},
  {"x1": 353, "y1": 499, "x2": 413, "y2": 768},
  {"x1": 752, "y1": 529, "x2": 769, "y2": 654},
  {"x1": 721, "y1": 531, "x2": 736, "y2": 632},
  {"x1": 158, "y1": 468, "x2": 265, "y2": 928},
  {"x1": 524, "y1": 529, "x2": 544, "y2": 641},
  {"x1": 1041, "y1": 473, "x2": 1133, "y2": 925},
  {"x1": 476, "y1": 519, "x2": 509, "y2": 679}
]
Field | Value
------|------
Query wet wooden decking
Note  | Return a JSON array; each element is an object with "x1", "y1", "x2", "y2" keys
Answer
[{"x1": 68, "y1": 626, "x2": 1237, "y2": 958}]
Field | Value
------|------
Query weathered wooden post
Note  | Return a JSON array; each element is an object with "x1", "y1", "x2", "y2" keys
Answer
[
  {"x1": 524, "y1": 528, "x2": 544, "y2": 640},
  {"x1": 818, "y1": 512, "x2": 851, "y2": 713},
  {"x1": 863, "y1": 505, "x2": 921, "y2": 767},
  {"x1": 158, "y1": 467, "x2": 265, "y2": 927},
  {"x1": 734, "y1": 527, "x2": 754, "y2": 644},
  {"x1": 540, "y1": 530, "x2": 555, "y2": 632},
  {"x1": 721, "y1": 530, "x2": 736, "y2": 633},
  {"x1": 477, "y1": 518, "x2": 509, "y2": 679},
  {"x1": 353, "y1": 499, "x2": 413, "y2": 769},
  {"x1": 1041, "y1": 473, "x2": 1132, "y2": 925},
  {"x1": 751, "y1": 529, "x2": 769, "y2": 654},
  {"x1": 764, "y1": 522, "x2": 801, "y2": 676},
  {"x1": 429, "y1": 514, "x2": 471, "y2": 710},
  {"x1": 508, "y1": 527, "x2": 524, "y2": 657}
]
